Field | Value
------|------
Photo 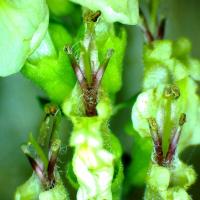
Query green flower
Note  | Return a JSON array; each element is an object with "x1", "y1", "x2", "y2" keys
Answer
[{"x1": 132, "y1": 39, "x2": 200, "y2": 153}]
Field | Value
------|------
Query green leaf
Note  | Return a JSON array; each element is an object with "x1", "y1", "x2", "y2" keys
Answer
[
  {"x1": 0, "y1": 0, "x2": 49, "y2": 76},
  {"x1": 70, "y1": 0, "x2": 139, "y2": 25},
  {"x1": 22, "y1": 24, "x2": 76, "y2": 104}
]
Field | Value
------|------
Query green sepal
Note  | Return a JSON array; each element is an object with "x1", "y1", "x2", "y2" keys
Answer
[
  {"x1": 15, "y1": 174, "x2": 69, "y2": 200},
  {"x1": 15, "y1": 173, "x2": 43, "y2": 200}
]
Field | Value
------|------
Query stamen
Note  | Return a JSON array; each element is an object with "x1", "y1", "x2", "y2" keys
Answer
[
  {"x1": 165, "y1": 113, "x2": 186, "y2": 165},
  {"x1": 148, "y1": 118, "x2": 163, "y2": 165},
  {"x1": 47, "y1": 139, "x2": 61, "y2": 187},
  {"x1": 93, "y1": 49, "x2": 114, "y2": 89},
  {"x1": 21, "y1": 144, "x2": 47, "y2": 186},
  {"x1": 64, "y1": 45, "x2": 87, "y2": 89}
]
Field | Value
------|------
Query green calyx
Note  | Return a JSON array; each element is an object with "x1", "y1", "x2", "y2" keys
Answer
[
  {"x1": 15, "y1": 174, "x2": 69, "y2": 200},
  {"x1": 145, "y1": 161, "x2": 196, "y2": 200}
]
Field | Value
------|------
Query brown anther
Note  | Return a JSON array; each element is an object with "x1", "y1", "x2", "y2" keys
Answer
[
  {"x1": 84, "y1": 10, "x2": 101, "y2": 23},
  {"x1": 91, "y1": 10, "x2": 101, "y2": 22},
  {"x1": 164, "y1": 84, "x2": 180, "y2": 99},
  {"x1": 148, "y1": 117, "x2": 158, "y2": 132},
  {"x1": 44, "y1": 104, "x2": 58, "y2": 116},
  {"x1": 179, "y1": 113, "x2": 186, "y2": 126}
]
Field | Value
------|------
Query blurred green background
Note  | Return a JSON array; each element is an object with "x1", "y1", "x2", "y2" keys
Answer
[{"x1": 0, "y1": 0, "x2": 200, "y2": 199}]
